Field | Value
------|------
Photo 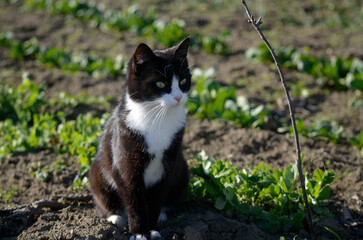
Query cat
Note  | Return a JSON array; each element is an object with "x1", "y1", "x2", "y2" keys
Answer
[{"x1": 89, "y1": 37, "x2": 191, "y2": 240}]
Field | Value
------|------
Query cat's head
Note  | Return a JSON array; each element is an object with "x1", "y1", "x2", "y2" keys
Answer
[{"x1": 126, "y1": 38, "x2": 191, "y2": 108}]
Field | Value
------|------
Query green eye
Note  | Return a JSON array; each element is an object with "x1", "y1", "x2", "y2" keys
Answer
[
  {"x1": 180, "y1": 78, "x2": 187, "y2": 85},
  {"x1": 156, "y1": 81, "x2": 166, "y2": 88}
]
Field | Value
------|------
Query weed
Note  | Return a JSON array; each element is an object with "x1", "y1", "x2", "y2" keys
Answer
[
  {"x1": 5, "y1": 0, "x2": 229, "y2": 55},
  {"x1": 246, "y1": 43, "x2": 363, "y2": 92},
  {"x1": 348, "y1": 131, "x2": 363, "y2": 155},
  {"x1": 0, "y1": 32, "x2": 127, "y2": 77},
  {"x1": 0, "y1": 185, "x2": 21, "y2": 204},
  {"x1": 324, "y1": 227, "x2": 342, "y2": 240},
  {"x1": 278, "y1": 119, "x2": 344, "y2": 144},
  {"x1": 187, "y1": 68, "x2": 269, "y2": 128},
  {"x1": 188, "y1": 151, "x2": 334, "y2": 233}
]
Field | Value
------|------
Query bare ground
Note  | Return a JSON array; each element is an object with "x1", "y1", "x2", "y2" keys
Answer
[{"x1": 0, "y1": 1, "x2": 362, "y2": 239}]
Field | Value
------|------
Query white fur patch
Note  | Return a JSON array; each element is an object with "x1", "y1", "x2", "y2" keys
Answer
[
  {"x1": 129, "y1": 235, "x2": 147, "y2": 240},
  {"x1": 150, "y1": 230, "x2": 162, "y2": 239},
  {"x1": 107, "y1": 214, "x2": 127, "y2": 229},
  {"x1": 125, "y1": 75, "x2": 187, "y2": 188},
  {"x1": 158, "y1": 210, "x2": 167, "y2": 224}
]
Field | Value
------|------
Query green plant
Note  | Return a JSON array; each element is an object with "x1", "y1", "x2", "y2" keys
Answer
[
  {"x1": 72, "y1": 175, "x2": 89, "y2": 191},
  {"x1": 0, "y1": 76, "x2": 46, "y2": 122},
  {"x1": 278, "y1": 119, "x2": 344, "y2": 144},
  {"x1": 0, "y1": 78, "x2": 111, "y2": 189},
  {"x1": 149, "y1": 19, "x2": 187, "y2": 47},
  {"x1": 348, "y1": 131, "x2": 363, "y2": 155},
  {"x1": 188, "y1": 151, "x2": 334, "y2": 233},
  {"x1": 246, "y1": 43, "x2": 363, "y2": 92},
  {"x1": 23, "y1": 0, "x2": 155, "y2": 34},
  {"x1": 27, "y1": 158, "x2": 66, "y2": 182},
  {"x1": 5, "y1": 0, "x2": 230, "y2": 55},
  {"x1": 187, "y1": 68, "x2": 269, "y2": 128},
  {"x1": 0, "y1": 32, "x2": 127, "y2": 77},
  {"x1": 324, "y1": 226, "x2": 342, "y2": 240},
  {"x1": 198, "y1": 31, "x2": 230, "y2": 55},
  {"x1": 0, "y1": 185, "x2": 21, "y2": 204}
]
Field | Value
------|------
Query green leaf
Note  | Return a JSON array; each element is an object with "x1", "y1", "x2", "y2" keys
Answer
[
  {"x1": 350, "y1": 79, "x2": 363, "y2": 91},
  {"x1": 282, "y1": 165, "x2": 294, "y2": 192},
  {"x1": 314, "y1": 169, "x2": 324, "y2": 183},
  {"x1": 317, "y1": 185, "x2": 330, "y2": 200},
  {"x1": 215, "y1": 196, "x2": 227, "y2": 210}
]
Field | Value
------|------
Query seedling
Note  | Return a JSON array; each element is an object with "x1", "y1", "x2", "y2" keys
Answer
[
  {"x1": 0, "y1": 185, "x2": 21, "y2": 204},
  {"x1": 188, "y1": 151, "x2": 334, "y2": 233},
  {"x1": 187, "y1": 68, "x2": 269, "y2": 128},
  {"x1": 246, "y1": 43, "x2": 363, "y2": 92}
]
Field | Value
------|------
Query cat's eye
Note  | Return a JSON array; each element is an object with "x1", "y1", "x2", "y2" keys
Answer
[
  {"x1": 180, "y1": 78, "x2": 187, "y2": 85},
  {"x1": 156, "y1": 81, "x2": 166, "y2": 88}
]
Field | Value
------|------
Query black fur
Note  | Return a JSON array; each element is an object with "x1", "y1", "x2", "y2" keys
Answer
[{"x1": 89, "y1": 38, "x2": 191, "y2": 236}]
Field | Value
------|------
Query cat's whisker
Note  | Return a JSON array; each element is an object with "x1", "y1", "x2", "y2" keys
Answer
[
  {"x1": 153, "y1": 106, "x2": 166, "y2": 131},
  {"x1": 179, "y1": 58, "x2": 187, "y2": 72},
  {"x1": 164, "y1": 64, "x2": 172, "y2": 78},
  {"x1": 144, "y1": 104, "x2": 162, "y2": 127},
  {"x1": 147, "y1": 104, "x2": 164, "y2": 129},
  {"x1": 147, "y1": 66, "x2": 165, "y2": 78},
  {"x1": 158, "y1": 107, "x2": 167, "y2": 131},
  {"x1": 187, "y1": 97, "x2": 200, "y2": 104},
  {"x1": 128, "y1": 91, "x2": 140, "y2": 98},
  {"x1": 181, "y1": 64, "x2": 195, "y2": 76},
  {"x1": 159, "y1": 108, "x2": 168, "y2": 130}
]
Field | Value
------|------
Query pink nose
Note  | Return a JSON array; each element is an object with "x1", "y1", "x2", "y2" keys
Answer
[{"x1": 174, "y1": 95, "x2": 182, "y2": 102}]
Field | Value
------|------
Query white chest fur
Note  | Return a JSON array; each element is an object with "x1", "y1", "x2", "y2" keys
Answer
[{"x1": 124, "y1": 82, "x2": 187, "y2": 188}]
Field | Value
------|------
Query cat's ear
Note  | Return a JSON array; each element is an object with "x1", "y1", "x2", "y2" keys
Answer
[
  {"x1": 172, "y1": 37, "x2": 190, "y2": 65},
  {"x1": 132, "y1": 43, "x2": 155, "y2": 72}
]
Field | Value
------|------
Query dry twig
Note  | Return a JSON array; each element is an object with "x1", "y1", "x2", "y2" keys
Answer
[
  {"x1": 240, "y1": 0, "x2": 314, "y2": 238},
  {"x1": 0, "y1": 196, "x2": 89, "y2": 221}
]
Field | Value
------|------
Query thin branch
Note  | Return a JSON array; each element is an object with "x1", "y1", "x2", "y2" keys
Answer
[
  {"x1": 240, "y1": 0, "x2": 314, "y2": 238},
  {"x1": 0, "y1": 196, "x2": 89, "y2": 220},
  {"x1": 51, "y1": 194, "x2": 92, "y2": 204}
]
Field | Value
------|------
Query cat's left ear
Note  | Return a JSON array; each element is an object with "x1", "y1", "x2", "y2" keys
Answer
[
  {"x1": 132, "y1": 43, "x2": 155, "y2": 73},
  {"x1": 172, "y1": 37, "x2": 190, "y2": 65}
]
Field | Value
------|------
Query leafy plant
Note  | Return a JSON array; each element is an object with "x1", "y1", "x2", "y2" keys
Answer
[
  {"x1": 0, "y1": 185, "x2": 21, "y2": 204},
  {"x1": 197, "y1": 31, "x2": 230, "y2": 55},
  {"x1": 187, "y1": 68, "x2": 269, "y2": 128},
  {"x1": 0, "y1": 77, "x2": 111, "y2": 189},
  {"x1": 278, "y1": 118, "x2": 344, "y2": 144},
  {"x1": 27, "y1": 158, "x2": 67, "y2": 182},
  {"x1": 0, "y1": 75, "x2": 46, "y2": 122},
  {"x1": 149, "y1": 19, "x2": 187, "y2": 47},
  {"x1": 246, "y1": 43, "x2": 363, "y2": 92},
  {"x1": 348, "y1": 131, "x2": 363, "y2": 155},
  {"x1": 5, "y1": 0, "x2": 230, "y2": 55},
  {"x1": 188, "y1": 151, "x2": 335, "y2": 233},
  {"x1": 0, "y1": 32, "x2": 127, "y2": 77},
  {"x1": 324, "y1": 226, "x2": 342, "y2": 240}
]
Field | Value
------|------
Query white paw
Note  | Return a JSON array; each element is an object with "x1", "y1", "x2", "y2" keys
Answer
[
  {"x1": 129, "y1": 235, "x2": 147, "y2": 240},
  {"x1": 158, "y1": 210, "x2": 167, "y2": 224},
  {"x1": 107, "y1": 214, "x2": 127, "y2": 229},
  {"x1": 150, "y1": 230, "x2": 162, "y2": 239}
]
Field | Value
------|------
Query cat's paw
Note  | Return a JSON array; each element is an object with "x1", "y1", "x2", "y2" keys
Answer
[
  {"x1": 150, "y1": 230, "x2": 161, "y2": 240},
  {"x1": 107, "y1": 214, "x2": 127, "y2": 229},
  {"x1": 158, "y1": 210, "x2": 167, "y2": 224},
  {"x1": 129, "y1": 234, "x2": 147, "y2": 240}
]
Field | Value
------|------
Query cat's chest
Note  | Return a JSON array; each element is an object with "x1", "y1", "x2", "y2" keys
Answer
[
  {"x1": 124, "y1": 95, "x2": 186, "y2": 188},
  {"x1": 142, "y1": 116, "x2": 184, "y2": 188}
]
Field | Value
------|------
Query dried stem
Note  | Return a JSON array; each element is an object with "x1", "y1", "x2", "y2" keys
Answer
[{"x1": 240, "y1": 0, "x2": 314, "y2": 238}]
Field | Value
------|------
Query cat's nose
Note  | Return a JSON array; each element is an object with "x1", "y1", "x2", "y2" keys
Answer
[{"x1": 174, "y1": 95, "x2": 182, "y2": 103}]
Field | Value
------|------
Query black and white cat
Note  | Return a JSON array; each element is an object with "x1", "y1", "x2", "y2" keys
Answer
[{"x1": 89, "y1": 38, "x2": 191, "y2": 240}]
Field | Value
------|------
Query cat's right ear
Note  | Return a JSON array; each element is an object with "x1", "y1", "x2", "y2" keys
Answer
[{"x1": 132, "y1": 43, "x2": 155, "y2": 73}]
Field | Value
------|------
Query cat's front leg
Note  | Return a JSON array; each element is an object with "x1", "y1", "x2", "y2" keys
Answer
[
  {"x1": 143, "y1": 181, "x2": 168, "y2": 239},
  {"x1": 112, "y1": 167, "x2": 149, "y2": 235},
  {"x1": 129, "y1": 231, "x2": 161, "y2": 240}
]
